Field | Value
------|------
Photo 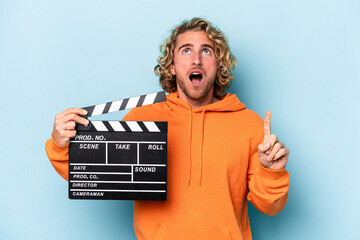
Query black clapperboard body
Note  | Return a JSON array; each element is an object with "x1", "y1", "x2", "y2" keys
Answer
[{"x1": 69, "y1": 91, "x2": 167, "y2": 200}]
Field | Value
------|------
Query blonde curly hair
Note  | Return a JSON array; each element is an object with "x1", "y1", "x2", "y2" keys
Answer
[{"x1": 154, "y1": 17, "x2": 237, "y2": 98}]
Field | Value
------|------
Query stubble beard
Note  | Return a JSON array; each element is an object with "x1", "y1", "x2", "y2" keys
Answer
[{"x1": 176, "y1": 77, "x2": 215, "y2": 101}]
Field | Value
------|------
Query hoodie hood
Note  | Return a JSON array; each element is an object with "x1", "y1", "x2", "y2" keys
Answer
[
  {"x1": 166, "y1": 92, "x2": 246, "y2": 113},
  {"x1": 165, "y1": 92, "x2": 246, "y2": 187}
]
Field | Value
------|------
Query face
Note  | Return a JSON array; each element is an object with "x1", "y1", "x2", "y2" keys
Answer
[{"x1": 170, "y1": 31, "x2": 218, "y2": 105}]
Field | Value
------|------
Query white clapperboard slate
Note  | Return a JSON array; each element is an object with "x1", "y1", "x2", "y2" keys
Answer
[{"x1": 69, "y1": 91, "x2": 167, "y2": 200}]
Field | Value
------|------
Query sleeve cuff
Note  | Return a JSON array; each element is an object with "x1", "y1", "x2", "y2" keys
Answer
[
  {"x1": 45, "y1": 136, "x2": 69, "y2": 159},
  {"x1": 257, "y1": 163, "x2": 289, "y2": 181}
]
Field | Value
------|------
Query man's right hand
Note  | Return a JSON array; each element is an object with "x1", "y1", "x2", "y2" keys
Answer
[{"x1": 52, "y1": 108, "x2": 89, "y2": 146}]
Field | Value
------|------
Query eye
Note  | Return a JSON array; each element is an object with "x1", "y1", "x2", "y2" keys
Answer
[
  {"x1": 182, "y1": 48, "x2": 191, "y2": 54},
  {"x1": 202, "y1": 49, "x2": 211, "y2": 55}
]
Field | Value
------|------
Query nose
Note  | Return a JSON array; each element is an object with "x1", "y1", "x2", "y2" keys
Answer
[{"x1": 192, "y1": 52, "x2": 202, "y2": 66}]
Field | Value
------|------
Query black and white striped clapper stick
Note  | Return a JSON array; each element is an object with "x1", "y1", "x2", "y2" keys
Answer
[
  {"x1": 69, "y1": 91, "x2": 168, "y2": 201},
  {"x1": 82, "y1": 91, "x2": 166, "y2": 118}
]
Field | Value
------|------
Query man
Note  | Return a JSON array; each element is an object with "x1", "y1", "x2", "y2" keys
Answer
[{"x1": 46, "y1": 18, "x2": 290, "y2": 239}]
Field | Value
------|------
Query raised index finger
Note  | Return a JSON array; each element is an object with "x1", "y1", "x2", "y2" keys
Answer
[{"x1": 263, "y1": 111, "x2": 271, "y2": 142}]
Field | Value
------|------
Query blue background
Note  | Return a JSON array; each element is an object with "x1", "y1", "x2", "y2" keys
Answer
[{"x1": 1, "y1": 0, "x2": 359, "y2": 239}]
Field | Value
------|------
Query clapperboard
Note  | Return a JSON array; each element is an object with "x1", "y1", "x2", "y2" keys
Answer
[{"x1": 69, "y1": 91, "x2": 167, "y2": 200}]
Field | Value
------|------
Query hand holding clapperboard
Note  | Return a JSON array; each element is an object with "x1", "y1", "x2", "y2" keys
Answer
[{"x1": 54, "y1": 91, "x2": 168, "y2": 200}]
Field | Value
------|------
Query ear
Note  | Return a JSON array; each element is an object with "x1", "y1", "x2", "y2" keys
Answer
[{"x1": 170, "y1": 64, "x2": 176, "y2": 76}]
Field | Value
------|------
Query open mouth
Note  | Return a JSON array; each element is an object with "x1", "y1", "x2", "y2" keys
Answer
[{"x1": 189, "y1": 72, "x2": 203, "y2": 82}]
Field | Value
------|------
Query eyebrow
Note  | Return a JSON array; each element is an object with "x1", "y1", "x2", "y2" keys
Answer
[{"x1": 177, "y1": 43, "x2": 214, "y2": 52}]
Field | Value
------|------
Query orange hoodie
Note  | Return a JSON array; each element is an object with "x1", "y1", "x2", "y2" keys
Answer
[{"x1": 45, "y1": 92, "x2": 289, "y2": 240}]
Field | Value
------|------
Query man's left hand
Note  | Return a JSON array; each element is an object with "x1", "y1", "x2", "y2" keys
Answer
[{"x1": 258, "y1": 111, "x2": 289, "y2": 170}]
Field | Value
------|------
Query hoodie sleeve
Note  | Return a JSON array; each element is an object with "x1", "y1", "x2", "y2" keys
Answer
[
  {"x1": 246, "y1": 131, "x2": 290, "y2": 216},
  {"x1": 45, "y1": 136, "x2": 70, "y2": 181},
  {"x1": 45, "y1": 109, "x2": 139, "y2": 181}
]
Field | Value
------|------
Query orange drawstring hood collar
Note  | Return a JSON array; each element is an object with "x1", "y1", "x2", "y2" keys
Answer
[{"x1": 166, "y1": 92, "x2": 246, "y2": 187}]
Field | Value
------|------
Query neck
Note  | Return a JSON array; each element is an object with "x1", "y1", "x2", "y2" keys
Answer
[{"x1": 178, "y1": 92, "x2": 220, "y2": 109}]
